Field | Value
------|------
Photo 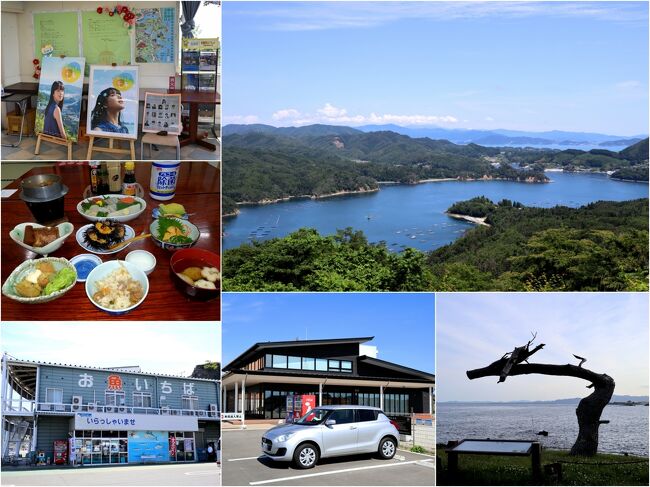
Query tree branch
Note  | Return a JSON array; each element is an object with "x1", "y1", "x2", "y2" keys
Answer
[{"x1": 467, "y1": 362, "x2": 611, "y2": 386}]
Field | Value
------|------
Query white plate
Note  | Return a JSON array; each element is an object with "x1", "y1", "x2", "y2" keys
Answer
[
  {"x1": 77, "y1": 195, "x2": 147, "y2": 223},
  {"x1": 76, "y1": 224, "x2": 136, "y2": 255}
]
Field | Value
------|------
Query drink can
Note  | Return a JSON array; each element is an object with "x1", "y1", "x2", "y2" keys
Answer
[{"x1": 149, "y1": 162, "x2": 181, "y2": 201}]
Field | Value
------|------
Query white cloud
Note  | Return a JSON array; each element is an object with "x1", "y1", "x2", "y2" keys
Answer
[
  {"x1": 224, "y1": 114, "x2": 260, "y2": 124},
  {"x1": 272, "y1": 108, "x2": 302, "y2": 121},
  {"x1": 485, "y1": 116, "x2": 495, "y2": 122},
  {"x1": 271, "y1": 103, "x2": 458, "y2": 127},
  {"x1": 235, "y1": 2, "x2": 647, "y2": 32},
  {"x1": 317, "y1": 103, "x2": 348, "y2": 118}
]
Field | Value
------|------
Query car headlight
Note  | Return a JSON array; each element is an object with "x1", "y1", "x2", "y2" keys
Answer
[{"x1": 275, "y1": 433, "x2": 296, "y2": 442}]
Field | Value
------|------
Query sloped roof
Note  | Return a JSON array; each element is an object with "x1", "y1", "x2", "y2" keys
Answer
[{"x1": 224, "y1": 337, "x2": 374, "y2": 370}]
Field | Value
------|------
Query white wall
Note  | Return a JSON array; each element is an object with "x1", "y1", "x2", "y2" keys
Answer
[{"x1": 4, "y1": 1, "x2": 180, "y2": 88}]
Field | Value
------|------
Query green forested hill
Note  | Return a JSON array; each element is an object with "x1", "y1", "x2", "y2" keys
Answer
[
  {"x1": 224, "y1": 146, "x2": 378, "y2": 203},
  {"x1": 223, "y1": 130, "x2": 548, "y2": 203},
  {"x1": 223, "y1": 198, "x2": 649, "y2": 292},
  {"x1": 619, "y1": 137, "x2": 649, "y2": 164}
]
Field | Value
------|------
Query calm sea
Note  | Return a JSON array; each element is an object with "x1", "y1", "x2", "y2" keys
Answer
[
  {"x1": 223, "y1": 172, "x2": 648, "y2": 250},
  {"x1": 437, "y1": 403, "x2": 649, "y2": 457}
]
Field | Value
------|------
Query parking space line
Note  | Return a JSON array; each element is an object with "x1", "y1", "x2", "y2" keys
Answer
[
  {"x1": 228, "y1": 456, "x2": 263, "y2": 462},
  {"x1": 248, "y1": 459, "x2": 434, "y2": 485}
]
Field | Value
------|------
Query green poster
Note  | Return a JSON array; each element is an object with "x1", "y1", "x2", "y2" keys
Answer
[
  {"x1": 81, "y1": 11, "x2": 132, "y2": 67},
  {"x1": 33, "y1": 12, "x2": 80, "y2": 60}
]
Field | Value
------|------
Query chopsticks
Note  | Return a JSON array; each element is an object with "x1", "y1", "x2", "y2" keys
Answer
[{"x1": 107, "y1": 233, "x2": 152, "y2": 251}]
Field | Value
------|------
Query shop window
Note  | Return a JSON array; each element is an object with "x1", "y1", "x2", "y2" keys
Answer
[
  {"x1": 287, "y1": 356, "x2": 301, "y2": 370},
  {"x1": 133, "y1": 392, "x2": 152, "y2": 408},
  {"x1": 45, "y1": 388, "x2": 63, "y2": 403},
  {"x1": 302, "y1": 357, "x2": 315, "y2": 370}
]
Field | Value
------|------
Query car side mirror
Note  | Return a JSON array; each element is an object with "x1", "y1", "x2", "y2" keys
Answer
[{"x1": 325, "y1": 419, "x2": 337, "y2": 427}]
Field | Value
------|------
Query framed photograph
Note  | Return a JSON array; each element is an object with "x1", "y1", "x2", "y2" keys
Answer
[
  {"x1": 35, "y1": 56, "x2": 86, "y2": 142},
  {"x1": 142, "y1": 92, "x2": 182, "y2": 135},
  {"x1": 86, "y1": 65, "x2": 139, "y2": 140}
]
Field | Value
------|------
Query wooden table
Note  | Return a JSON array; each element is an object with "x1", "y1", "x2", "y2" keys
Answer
[
  {"x1": 1, "y1": 162, "x2": 221, "y2": 321},
  {"x1": 168, "y1": 90, "x2": 221, "y2": 152}
]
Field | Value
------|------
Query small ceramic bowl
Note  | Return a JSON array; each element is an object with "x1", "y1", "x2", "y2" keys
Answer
[
  {"x1": 70, "y1": 254, "x2": 103, "y2": 282},
  {"x1": 1, "y1": 257, "x2": 77, "y2": 304},
  {"x1": 150, "y1": 218, "x2": 200, "y2": 251},
  {"x1": 10, "y1": 222, "x2": 74, "y2": 256},
  {"x1": 85, "y1": 261, "x2": 149, "y2": 315},
  {"x1": 125, "y1": 250, "x2": 156, "y2": 276},
  {"x1": 169, "y1": 248, "x2": 220, "y2": 301}
]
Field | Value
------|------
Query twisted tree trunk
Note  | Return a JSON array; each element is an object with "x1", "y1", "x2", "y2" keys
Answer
[{"x1": 467, "y1": 361, "x2": 615, "y2": 456}]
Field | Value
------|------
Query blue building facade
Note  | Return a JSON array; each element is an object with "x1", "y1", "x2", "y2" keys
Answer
[{"x1": 1, "y1": 355, "x2": 220, "y2": 466}]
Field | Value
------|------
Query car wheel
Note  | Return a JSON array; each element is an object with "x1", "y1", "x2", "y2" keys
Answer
[
  {"x1": 378, "y1": 437, "x2": 397, "y2": 459},
  {"x1": 293, "y1": 443, "x2": 319, "y2": 469}
]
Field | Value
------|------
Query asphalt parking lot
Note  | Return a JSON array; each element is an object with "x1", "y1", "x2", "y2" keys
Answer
[
  {"x1": 0, "y1": 462, "x2": 220, "y2": 486},
  {"x1": 223, "y1": 428, "x2": 434, "y2": 486}
]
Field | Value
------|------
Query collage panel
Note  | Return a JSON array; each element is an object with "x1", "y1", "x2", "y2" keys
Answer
[
  {"x1": 1, "y1": 161, "x2": 221, "y2": 321},
  {"x1": 220, "y1": 292, "x2": 435, "y2": 486},
  {"x1": 436, "y1": 292, "x2": 649, "y2": 486},
  {"x1": 220, "y1": 1, "x2": 648, "y2": 294},
  {"x1": 1, "y1": 1, "x2": 220, "y2": 161},
  {"x1": 0, "y1": 321, "x2": 222, "y2": 486}
]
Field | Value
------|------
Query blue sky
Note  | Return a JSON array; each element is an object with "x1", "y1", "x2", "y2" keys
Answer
[
  {"x1": 223, "y1": 1, "x2": 648, "y2": 135},
  {"x1": 1, "y1": 323, "x2": 221, "y2": 377},
  {"x1": 221, "y1": 293, "x2": 435, "y2": 373},
  {"x1": 436, "y1": 293, "x2": 649, "y2": 402}
]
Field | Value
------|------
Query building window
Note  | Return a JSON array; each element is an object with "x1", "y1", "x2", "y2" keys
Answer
[
  {"x1": 328, "y1": 360, "x2": 341, "y2": 371},
  {"x1": 45, "y1": 388, "x2": 63, "y2": 403},
  {"x1": 341, "y1": 361, "x2": 352, "y2": 372},
  {"x1": 287, "y1": 356, "x2": 301, "y2": 370},
  {"x1": 302, "y1": 357, "x2": 315, "y2": 370},
  {"x1": 105, "y1": 391, "x2": 125, "y2": 407},
  {"x1": 315, "y1": 359, "x2": 328, "y2": 371},
  {"x1": 272, "y1": 355, "x2": 287, "y2": 369},
  {"x1": 133, "y1": 393, "x2": 152, "y2": 408},
  {"x1": 182, "y1": 396, "x2": 199, "y2": 410},
  {"x1": 265, "y1": 354, "x2": 272, "y2": 367}
]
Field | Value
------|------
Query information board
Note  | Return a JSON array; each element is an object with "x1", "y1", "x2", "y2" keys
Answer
[
  {"x1": 33, "y1": 12, "x2": 80, "y2": 60},
  {"x1": 135, "y1": 7, "x2": 176, "y2": 63},
  {"x1": 81, "y1": 11, "x2": 132, "y2": 69}
]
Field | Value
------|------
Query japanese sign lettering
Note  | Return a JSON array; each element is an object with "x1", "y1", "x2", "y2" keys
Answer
[{"x1": 107, "y1": 375, "x2": 123, "y2": 391}]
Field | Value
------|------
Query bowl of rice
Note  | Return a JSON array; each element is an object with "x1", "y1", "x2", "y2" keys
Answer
[{"x1": 85, "y1": 260, "x2": 149, "y2": 315}]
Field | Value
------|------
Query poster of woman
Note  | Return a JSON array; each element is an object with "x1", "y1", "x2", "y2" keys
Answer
[
  {"x1": 35, "y1": 57, "x2": 85, "y2": 142},
  {"x1": 87, "y1": 65, "x2": 139, "y2": 139}
]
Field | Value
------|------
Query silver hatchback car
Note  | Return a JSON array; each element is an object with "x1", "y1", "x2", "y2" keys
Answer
[{"x1": 261, "y1": 405, "x2": 400, "y2": 469}]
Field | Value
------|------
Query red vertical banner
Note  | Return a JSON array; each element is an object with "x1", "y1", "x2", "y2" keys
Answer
[{"x1": 169, "y1": 436, "x2": 176, "y2": 458}]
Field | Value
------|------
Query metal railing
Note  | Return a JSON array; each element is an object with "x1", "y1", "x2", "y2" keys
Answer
[{"x1": 31, "y1": 402, "x2": 219, "y2": 418}]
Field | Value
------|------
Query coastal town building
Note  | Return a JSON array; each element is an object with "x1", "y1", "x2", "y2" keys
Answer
[
  {"x1": 221, "y1": 337, "x2": 434, "y2": 433},
  {"x1": 1, "y1": 354, "x2": 220, "y2": 466}
]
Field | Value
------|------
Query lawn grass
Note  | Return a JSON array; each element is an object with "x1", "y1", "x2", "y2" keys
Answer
[{"x1": 436, "y1": 444, "x2": 649, "y2": 485}]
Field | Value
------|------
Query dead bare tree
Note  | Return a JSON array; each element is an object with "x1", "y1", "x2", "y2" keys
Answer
[{"x1": 466, "y1": 335, "x2": 615, "y2": 456}]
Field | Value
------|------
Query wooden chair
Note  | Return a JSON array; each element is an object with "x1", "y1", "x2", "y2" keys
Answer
[{"x1": 140, "y1": 132, "x2": 180, "y2": 159}]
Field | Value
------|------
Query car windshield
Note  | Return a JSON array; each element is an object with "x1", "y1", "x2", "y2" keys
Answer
[{"x1": 295, "y1": 408, "x2": 330, "y2": 426}]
